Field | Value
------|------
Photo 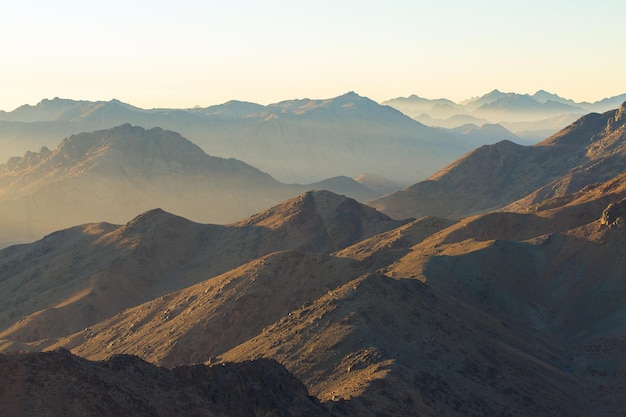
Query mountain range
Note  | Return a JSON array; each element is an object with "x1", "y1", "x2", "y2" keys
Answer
[
  {"x1": 384, "y1": 89, "x2": 626, "y2": 143},
  {"x1": 1, "y1": 101, "x2": 626, "y2": 416},
  {"x1": 0, "y1": 92, "x2": 472, "y2": 184}
]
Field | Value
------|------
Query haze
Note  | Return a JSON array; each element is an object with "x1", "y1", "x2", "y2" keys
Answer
[{"x1": 1, "y1": 0, "x2": 625, "y2": 111}]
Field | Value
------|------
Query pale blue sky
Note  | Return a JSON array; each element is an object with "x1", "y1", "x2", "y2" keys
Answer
[{"x1": 0, "y1": 0, "x2": 624, "y2": 110}]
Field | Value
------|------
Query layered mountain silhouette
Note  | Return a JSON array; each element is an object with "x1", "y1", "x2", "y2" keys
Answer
[
  {"x1": 0, "y1": 92, "x2": 471, "y2": 184},
  {"x1": 0, "y1": 124, "x2": 388, "y2": 247},
  {"x1": 384, "y1": 89, "x2": 626, "y2": 143},
  {"x1": 2, "y1": 104, "x2": 626, "y2": 416},
  {"x1": 371, "y1": 102, "x2": 626, "y2": 220}
]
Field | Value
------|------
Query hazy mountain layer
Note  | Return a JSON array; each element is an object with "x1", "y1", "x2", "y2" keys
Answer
[
  {"x1": 0, "y1": 124, "x2": 386, "y2": 247},
  {"x1": 0, "y1": 92, "x2": 472, "y2": 184},
  {"x1": 384, "y1": 89, "x2": 626, "y2": 143}
]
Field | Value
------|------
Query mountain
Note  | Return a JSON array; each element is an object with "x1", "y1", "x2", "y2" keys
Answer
[
  {"x1": 472, "y1": 94, "x2": 587, "y2": 122},
  {"x1": 382, "y1": 94, "x2": 464, "y2": 119},
  {"x1": 371, "y1": 102, "x2": 626, "y2": 220},
  {"x1": 460, "y1": 88, "x2": 509, "y2": 110},
  {"x1": 0, "y1": 349, "x2": 330, "y2": 417},
  {"x1": 0, "y1": 124, "x2": 388, "y2": 247},
  {"x1": 581, "y1": 93, "x2": 626, "y2": 113},
  {"x1": 353, "y1": 173, "x2": 405, "y2": 196},
  {"x1": 445, "y1": 123, "x2": 527, "y2": 147},
  {"x1": 304, "y1": 176, "x2": 382, "y2": 202},
  {"x1": 412, "y1": 113, "x2": 491, "y2": 129},
  {"x1": 500, "y1": 113, "x2": 582, "y2": 143},
  {"x1": 384, "y1": 89, "x2": 624, "y2": 142},
  {"x1": 0, "y1": 92, "x2": 472, "y2": 184},
  {"x1": 532, "y1": 89, "x2": 579, "y2": 106}
]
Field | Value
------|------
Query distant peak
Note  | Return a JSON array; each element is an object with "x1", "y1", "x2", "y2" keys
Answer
[
  {"x1": 340, "y1": 91, "x2": 360, "y2": 98},
  {"x1": 333, "y1": 91, "x2": 364, "y2": 102}
]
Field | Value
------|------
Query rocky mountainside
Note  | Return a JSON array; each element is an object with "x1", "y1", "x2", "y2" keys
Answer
[
  {"x1": 370, "y1": 102, "x2": 626, "y2": 220},
  {"x1": 0, "y1": 92, "x2": 471, "y2": 184},
  {"x1": 223, "y1": 170, "x2": 626, "y2": 417},
  {"x1": 0, "y1": 124, "x2": 384, "y2": 247},
  {"x1": 0, "y1": 349, "x2": 330, "y2": 417}
]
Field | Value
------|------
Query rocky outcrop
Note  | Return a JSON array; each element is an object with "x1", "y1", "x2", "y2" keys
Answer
[
  {"x1": 601, "y1": 199, "x2": 626, "y2": 228},
  {"x1": 0, "y1": 349, "x2": 330, "y2": 417}
]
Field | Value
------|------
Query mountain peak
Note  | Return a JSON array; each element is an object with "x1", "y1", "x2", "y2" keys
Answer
[
  {"x1": 233, "y1": 190, "x2": 405, "y2": 251},
  {"x1": 119, "y1": 208, "x2": 196, "y2": 238},
  {"x1": 57, "y1": 124, "x2": 207, "y2": 164},
  {"x1": 338, "y1": 91, "x2": 361, "y2": 99}
]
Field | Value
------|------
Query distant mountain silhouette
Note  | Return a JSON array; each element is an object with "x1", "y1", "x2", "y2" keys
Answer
[
  {"x1": 0, "y1": 124, "x2": 386, "y2": 246},
  {"x1": 473, "y1": 94, "x2": 586, "y2": 122},
  {"x1": 446, "y1": 123, "x2": 525, "y2": 147},
  {"x1": 0, "y1": 92, "x2": 472, "y2": 184},
  {"x1": 384, "y1": 89, "x2": 625, "y2": 143}
]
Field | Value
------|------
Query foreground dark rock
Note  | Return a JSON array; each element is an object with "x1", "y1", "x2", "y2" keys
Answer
[{"x1": 0, "y1": 349, "x2": 330, "y2": 417}]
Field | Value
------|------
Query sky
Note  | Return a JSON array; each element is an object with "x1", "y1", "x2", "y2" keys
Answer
[{"x1": 0, "y1": 0, "x2": 625, "y2": 111}]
